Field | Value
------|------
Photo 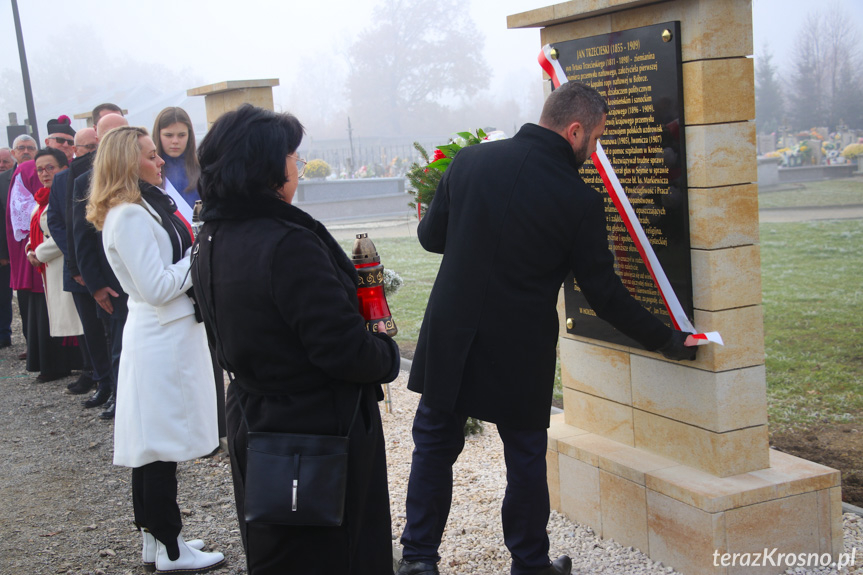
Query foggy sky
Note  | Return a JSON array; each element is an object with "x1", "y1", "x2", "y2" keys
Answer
[{"x1": 1, "y1": 0, "x2": 861, "y2": 139}]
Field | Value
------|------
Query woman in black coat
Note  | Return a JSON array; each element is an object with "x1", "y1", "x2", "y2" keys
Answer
[{"x1": 193, "y1": 105, "x2": 400, "y2": 574}]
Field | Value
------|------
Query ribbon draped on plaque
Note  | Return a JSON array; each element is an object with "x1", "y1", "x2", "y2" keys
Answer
[{"x1": 539, "y1": 43, "x2": 722, "y2": 347}]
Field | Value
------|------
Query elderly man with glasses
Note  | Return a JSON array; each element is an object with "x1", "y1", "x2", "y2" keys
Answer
[{"x1": 45, "y1": 116, "x2": 76, "y2": 164}]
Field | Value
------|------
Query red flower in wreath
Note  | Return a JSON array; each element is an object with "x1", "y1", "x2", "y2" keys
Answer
[{"x1": 432, "y1": 148, "x2": 447, "y2": 162}]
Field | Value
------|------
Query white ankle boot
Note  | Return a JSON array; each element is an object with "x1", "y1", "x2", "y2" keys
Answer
[
  {"x1": 141, "y1": 529, "x2": 206, "y2": 570},
  {"x1": 154, "y1": 534, "x2": 224, "y2": 574}
]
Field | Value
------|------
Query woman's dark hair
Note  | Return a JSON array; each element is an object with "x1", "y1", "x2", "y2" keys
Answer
[
  {"x1": 197, "y1": 104, "x2": 305, "y2": 203},
  {"x1": 34, "y1": 147, "x2": 69, "y2": 168}
]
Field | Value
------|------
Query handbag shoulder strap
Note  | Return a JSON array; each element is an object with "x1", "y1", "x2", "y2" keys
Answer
[{"x1": 191, "y1": 223, "x2": 363, "y2": 437}]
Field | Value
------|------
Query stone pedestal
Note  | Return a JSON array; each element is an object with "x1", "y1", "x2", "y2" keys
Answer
[
  {"x1": 510, "y1": 1, "x2": 842, "y2": 573},
  {"x1": 187, "y1": 79, "x2": 280, "y2": 127}
]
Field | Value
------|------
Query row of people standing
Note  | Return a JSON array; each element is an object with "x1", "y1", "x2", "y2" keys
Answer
[{"x1": 1, "y1": 105, "x2": 227, "y2": 572}]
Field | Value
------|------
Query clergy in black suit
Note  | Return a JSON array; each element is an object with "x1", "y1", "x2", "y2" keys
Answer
[{"x1": 398, "y1": 82, "x2": 696, "y2": 575}]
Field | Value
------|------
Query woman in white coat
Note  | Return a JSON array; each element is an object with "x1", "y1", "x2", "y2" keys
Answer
[{"x1": 86, "y1": 126, "x2": 225, "y2": 574}]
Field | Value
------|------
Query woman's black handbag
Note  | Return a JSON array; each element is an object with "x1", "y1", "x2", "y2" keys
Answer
[
  {"x1": 243, "y1": 429, "x2": 350, "y2": 526},
  {"x1": 192, "y1": 229, "x2": 359, "y2": 527},
  {"x1": 238, "y1": 389, "x2": 361, "y2": 527}
]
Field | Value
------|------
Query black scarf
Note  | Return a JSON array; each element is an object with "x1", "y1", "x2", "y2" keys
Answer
[
  {"x1": 139, "y1": 182, "x2": 192, "y2": 264},
  {"x1": 199, "y1": 194, "x2": 358, "y2": 284}
]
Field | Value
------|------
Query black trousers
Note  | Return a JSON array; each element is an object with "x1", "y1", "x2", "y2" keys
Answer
[
  {"x1": 132, "y1": 461, "x2": 182, "y2": 561},
  {"x1": 72, "y1": 291, "x2": 112, "y2": 391},
  {"x1": 0, "y1": 264, "x2": 12, "y2": 343},
  {"x1": 401, "y1": 400, "x2": 551, "y2": 575},
  {"x1": 17, "y1": 289, "x2": 29, "y2": 341}
]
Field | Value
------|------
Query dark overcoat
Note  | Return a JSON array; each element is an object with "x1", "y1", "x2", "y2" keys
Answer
[
  {"x1": 45, "y1": 170, "x2": 87, "y2": 293},
  {"x1": 408, "y1": 123, "x2": 672, "y2": 430},
  {"x1": 0, "y1": 166, "x2": 15, "y2": 261},
  {"x1": 71, "y1": 169, "x2": 128, "y2": 320},
  {"x1": 194, "y1": 195, "x2": 400, "y2": 575}
]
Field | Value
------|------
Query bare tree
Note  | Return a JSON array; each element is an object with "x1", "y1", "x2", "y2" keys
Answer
[
  {"x1": 787, "y1": 2, "x2": 861, "y2": 131},
  {"x1": 346, "y1": 0, "x2": 488, "y2": 136}
]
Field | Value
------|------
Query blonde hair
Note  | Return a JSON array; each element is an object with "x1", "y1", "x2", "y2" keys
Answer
[{"x1": 86, "y1": 126, "x2": 149, "y2": 230}]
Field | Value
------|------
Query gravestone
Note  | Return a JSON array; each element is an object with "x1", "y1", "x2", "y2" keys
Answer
[
  {"x1": 509, "y1": 2, "x2": 842, "y2": 574},
  {"x1": 757, "y1": 133, "x2": 776, "y2": 155}
]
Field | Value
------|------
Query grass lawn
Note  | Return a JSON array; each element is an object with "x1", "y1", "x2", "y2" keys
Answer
[
  {"x1": 761, "y1": 219, "x2": 863, "y2": 433},
  {"x1": 758, "y1": 177, "x2": 863, "y2": 209},
  {"x1": 341, "y1": 196, "x2": 863, "y2": 431}
]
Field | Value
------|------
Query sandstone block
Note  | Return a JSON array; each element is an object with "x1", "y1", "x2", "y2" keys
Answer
[
  {"x1": 692, "y1": 306, "x2": 765, "y2": 372},
  {"x1": 685, "y1": 122, "x2": 757, "y2": 189},
  {"x1": 560, "y1": 338, "x2": 632, "y2": 404},
  {"x1": 558, "y1": 432, "x2": 678, "y2": 485},
  {"x1": 630, "y1": 357, "x2": 767, "y2": 432},
  {"x1": 645, "y1": 449, "x2": 839, "y2": 512},
  {"x1": 634, "y1": 410, "x2": 769, "y2": 476},
  {"x1": 691, "y1": 245, "x2": 762, "y2": 311},
  {"x1": 601, "y1": 470, "x2": 649, "y2": 550},
  {"x1": 647, "y1": 490, "x2": 727, "y2": 575},
  {"x1": 563, "y1": 388, "x2": 634, "y2": 445},
  {"x1": 724, "y1": 492, "x2": 820, "y2": 575},
  {"x1": 559, "y1": 453, "x2": 602, "y2": 531},
  {"x1": 683, "y1": 58, "x2": 755, "y2": 125},
  {"x1": 688, "y1": 184, "x2": 760, "y2": 250}
]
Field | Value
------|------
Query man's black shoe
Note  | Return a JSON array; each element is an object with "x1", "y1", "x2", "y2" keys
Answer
[
  {"x1": 396, "y1": 559, "x2": 439, "y2": 575},
  {"x1": 99, "y1": 396, "x2": 116, "y2": 420},
  {"x1": 67, "y1": 374, "x2": 96, "y2": 394},
  {"x1": 83, "y1": 387, "x2": 111, "y2": 408},
  {"x1": 534, "y1": 556, "x2": 572, "y2": 575},
  {"x1": 0, "y1": 339, "x2": 11, "y2": 348}
]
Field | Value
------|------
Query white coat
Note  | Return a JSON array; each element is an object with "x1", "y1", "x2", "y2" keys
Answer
[
  {"x1": 33, "y1": 208, "x2": 83, "y2": 337},
  {"x1": 102, "y1": 199, "x2": 218, "y2": 468}
]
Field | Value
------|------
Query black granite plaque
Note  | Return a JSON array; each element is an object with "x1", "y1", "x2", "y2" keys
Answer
[{"x1": 553, "y1": 22, "x2": 693, "y2": 348}]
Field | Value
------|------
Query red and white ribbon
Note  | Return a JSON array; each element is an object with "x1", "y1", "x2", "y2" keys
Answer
[
  {"x1": 538, "y1": 45, "x2": 568, "y2": 89},
  {"x1": 538, "y1": 45, "x2": 722, "y2": 346},
  {"x1": 591, "y1": 141, "x2": 695, "y2": 334}
]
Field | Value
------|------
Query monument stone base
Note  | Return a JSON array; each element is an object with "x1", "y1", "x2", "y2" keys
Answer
[{"x1": 546, "y1": 413, "x2": 842, "y2": 575}]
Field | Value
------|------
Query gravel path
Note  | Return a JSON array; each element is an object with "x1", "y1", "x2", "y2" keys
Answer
[{"x1": 1, "y1": 323, "x2": 862, "y2": 574}]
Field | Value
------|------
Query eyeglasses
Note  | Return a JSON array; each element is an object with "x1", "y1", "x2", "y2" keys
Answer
[
  {"x1": 36, "y1": 164, "x2": 58, "y2": 175},
  {"x1": 75, "y1": 143, "x2": 97, "y2": 152},
  {"x1": 15, "y1": 145, "x2": 36, "y2": 152},
  {"x1": 295, "y1": 158, "x2": 307, "y2": 178},
  {"x1": 50, "y1": 137, "x2": 74, "y2": 146}
]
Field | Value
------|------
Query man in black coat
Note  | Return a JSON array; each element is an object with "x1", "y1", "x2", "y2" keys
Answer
[
  {"x1": 47, "y1": 126, "x2": 113, "y2": 402},
  {"x1": 397, "y1": 82, "x2": 696, "y2": 575},
  {"x1": 70, "y1": 113, "x2": 130, "y2": 419}
]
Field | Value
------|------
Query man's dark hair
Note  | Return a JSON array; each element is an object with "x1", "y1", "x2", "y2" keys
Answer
[
  {"x1": 197, "y1": 104, "x2": 305, "y2": 203},
  {"x1": 34, "y1": 147, "x2": 69, "y2": 168},
  {"x1": 91, "y1": 103, "x2": 123, "y2": 126},
  {"x1": 539, "y1": 82, "x2": 609, "y2": 134}
]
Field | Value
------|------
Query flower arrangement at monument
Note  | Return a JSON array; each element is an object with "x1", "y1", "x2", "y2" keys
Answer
[{"x1": 407, "y1": 128, "x2": 506, "y2": 218}]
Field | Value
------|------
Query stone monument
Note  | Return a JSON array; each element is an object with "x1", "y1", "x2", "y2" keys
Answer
[
  {"x1": 509, "y1": 2, "x2": 842, "y2": 574},
  {"x1": 187, "y1": 78, "x2": 280, "y2": 127}
]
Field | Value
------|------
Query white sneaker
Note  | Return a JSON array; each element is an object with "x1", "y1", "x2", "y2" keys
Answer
[
  {"x1": 142, "y1": 529, "x2": 206, "y2": 570},
  {"x1": 154, "y1": 534, "x2": 224, "y2": 574}
]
